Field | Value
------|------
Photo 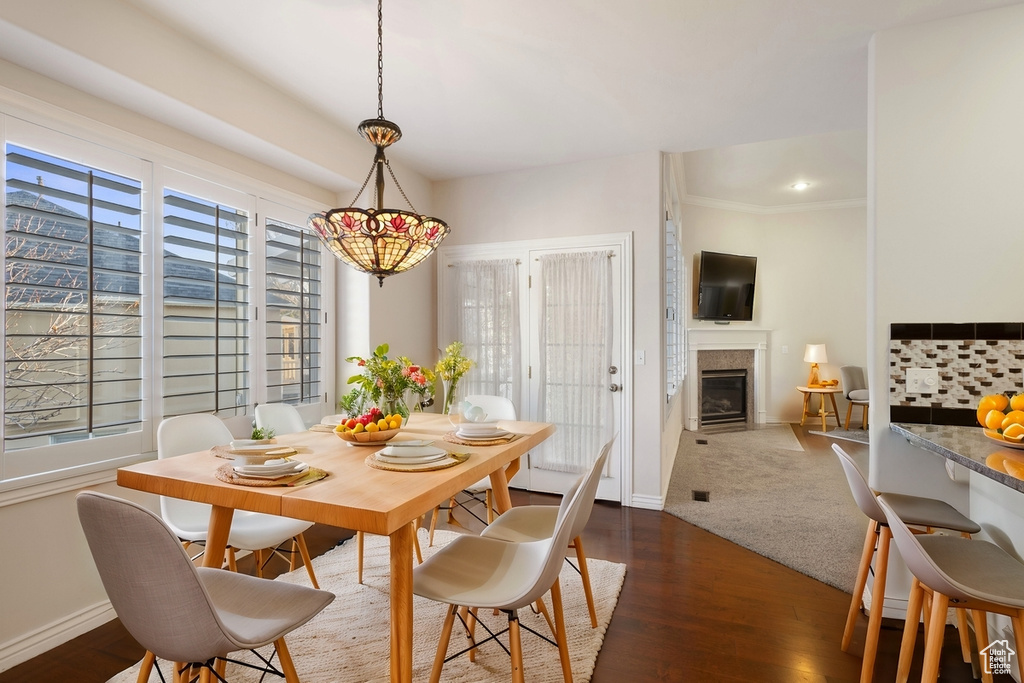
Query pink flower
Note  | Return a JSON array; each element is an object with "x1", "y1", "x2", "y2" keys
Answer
[
  {"x1": 413, "y1": 373, "x2": 427, "y2": 386},
  {"x1": 401, "y1": 367, "x2": 412, "y2": 377},
  {"x1": 357, "y1": 359, "x2": 366, "y2": 367},
  {"x1": 408, "y1": 365, "x2": 420, "y2": 373}
]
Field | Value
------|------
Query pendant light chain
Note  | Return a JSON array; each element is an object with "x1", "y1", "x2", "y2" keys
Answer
[{"x1": 376, "y1": 0, "x2": 384, "y2": 120}]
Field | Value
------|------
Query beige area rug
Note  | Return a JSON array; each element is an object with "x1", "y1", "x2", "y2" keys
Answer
[
  {"x1": 664, "y1": 424, "x2": 864, "y2": 593},
  {"x1": 109, "y1": 529, "x2": 626, "y2": 683}
]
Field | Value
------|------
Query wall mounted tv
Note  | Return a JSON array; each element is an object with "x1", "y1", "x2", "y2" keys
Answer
[{"x1": 695, "y1": 250, "x2": 757, "y2": 321}]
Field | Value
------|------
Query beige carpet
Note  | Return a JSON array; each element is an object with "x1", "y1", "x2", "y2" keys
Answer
[{"x1": 109, "y1": 528, "x2": 626, "y2": 683}]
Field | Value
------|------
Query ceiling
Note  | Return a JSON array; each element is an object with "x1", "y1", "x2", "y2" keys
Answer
[{"x1": 6, "y1": 0, "x2": 1022, "y2": 205}]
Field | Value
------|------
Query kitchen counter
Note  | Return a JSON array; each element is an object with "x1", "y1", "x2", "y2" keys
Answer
[{"x1": 891, "y1": 423, "x2": 1024, "y2": 494}]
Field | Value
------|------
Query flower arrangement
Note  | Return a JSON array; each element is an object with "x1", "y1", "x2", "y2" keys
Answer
[
  {"x1": 339, "y1": 343, "x2": 434, "y2": 418},
  {"x1": 435, "y1": 341, "x2": 474, "y2": 414}
]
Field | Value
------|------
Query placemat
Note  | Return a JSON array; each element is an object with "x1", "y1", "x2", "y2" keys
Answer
[
  {"x1": 212, "y1": 444, "x2": 301, "y2": 460},
  {"x1": 308, "y1": 423, "x2": 336, "y2": 433},
  {"x1": 215, "y1": 462, "x2": 328, "y2": 487},
  {"x1": 365, "y1": 451, "x2": 469, "y2": 472},
  {"x1": 443, "y1": 431, "x2": 523, "y2": 447}
]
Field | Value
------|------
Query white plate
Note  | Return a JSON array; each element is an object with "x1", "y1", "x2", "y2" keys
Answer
[
  {"x1": 379, "y1": 445, "x2": 447, "y2": 459},
  {"x1": 375, "y1": 451, "x2": 449, "y2": 465},
  {"x1": 320, "y1": 414, "x2": 346, "y2": 426},
  {"x1": 386, "y1": 439, "x2": 435, "y2": 448},
  {"x1": 456, "y1": 429, "x2": 510, "y2": 440},
  {"x1": 229, "y1": 441, "x2": 280, "y2": 454},
  {"x1": 235, "y1": 463, "x2": 309, "y2": 479},
  {"x1": 234, "y1": 457, "x2": 299, "y2": 471},
  {"x1": 234, "y1": 461, "x2": 308, "y2": 478},
  {"x1": 458, "y1": 420, "x2": 500, "y2": 432}
]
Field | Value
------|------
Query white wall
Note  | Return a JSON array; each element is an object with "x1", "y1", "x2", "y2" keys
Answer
[
  {"x1": 434, "y1": 152, "x2": 667, "y2": 507},
  {"x1": 870, "y1": 2, "x2": 1024, "y2": 631},
  {"x1": 680, "y1": 203, "x2": 868, "y2": 422}
]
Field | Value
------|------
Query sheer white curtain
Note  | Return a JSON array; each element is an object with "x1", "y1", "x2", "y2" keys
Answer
[
  {"x1": 449, "y1": 259, "x2": 520, "y2": 403},
  {"x1": 535, "y1": 251, "x2": 613, "y2": 473}
]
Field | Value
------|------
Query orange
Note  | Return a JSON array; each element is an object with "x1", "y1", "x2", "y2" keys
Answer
[
  {"x1": 978, "y1": 407, "x2": 991, "y2": 426},
  {"x1": 1002, "y1": 410, "x2": 1024, "y2": 430},
  {"x1": 1011, "y1": 394, "x2": 1024, "y2": 412},
  {"x1": 985, "y1": 410, "x2": 1007, "y2": 431},
  {"x1": 978, "y1": 393, "x2": 1011, "y2": 413},
  {"x1": 1003, "y1": 423, "x2": 1024, "y2": 440}
]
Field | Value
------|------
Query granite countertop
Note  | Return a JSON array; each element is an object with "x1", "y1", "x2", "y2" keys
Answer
[{"x1": 890, "y1": 423, "x2": 1024, "y2": 494}]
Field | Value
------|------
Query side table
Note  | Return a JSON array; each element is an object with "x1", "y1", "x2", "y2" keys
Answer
[{"x1": 797, "y1": 386, "x2": 843, "y2": 432}]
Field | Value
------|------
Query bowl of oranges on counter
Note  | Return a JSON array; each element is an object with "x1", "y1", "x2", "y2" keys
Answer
[
  {"x1": 334, "y1": 407, "x2": 404, "y2": 444},
  {"x1": 978, "y1": 393, "x2": 1024, "y2": 448}
]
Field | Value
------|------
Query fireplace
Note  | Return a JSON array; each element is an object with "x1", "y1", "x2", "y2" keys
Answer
[
  {"x1": 700, "y1": 369, "x2": 748, "y2": 425},
  {"x1": 686, "y1": 329, "x2": 767, "y2": 430}
]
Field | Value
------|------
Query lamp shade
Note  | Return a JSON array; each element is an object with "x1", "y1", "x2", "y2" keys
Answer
[{"x1": 804, "y1": 344, "x2": 828, "y2": 364}]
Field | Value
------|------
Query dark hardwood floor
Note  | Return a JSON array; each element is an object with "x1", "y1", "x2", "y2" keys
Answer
[{"x1": 0, "y1": 425, "x2": 1007, "y2": 682}]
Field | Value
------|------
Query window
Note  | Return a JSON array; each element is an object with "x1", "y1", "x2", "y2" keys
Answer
[
  {"x1": 4, "y1": 144, "x2": 143, "y2": 452},
  {"x1": 265, "y1": 218, "x2": 322, "y2": 405},
  {"x1": 161, "y1": 189, "x2": 251, "y2": 417},
  {"x1": 664, "y1": 213, "x2": 684, "y2": 401},
  {"x1": 1, "y1": 117, "x2": 332, "y2": 487}
]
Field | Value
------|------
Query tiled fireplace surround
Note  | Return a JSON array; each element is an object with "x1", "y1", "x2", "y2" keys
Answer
[
  {"x1": 686, "y1": 328, "x2": 768, "y2": 431},
  {"x1": 889, "y1": 322, "x2": 1024, "y2": 426}
]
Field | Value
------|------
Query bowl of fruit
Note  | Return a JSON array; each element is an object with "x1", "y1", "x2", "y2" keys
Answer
[
  {"x1": 977, "y1": 392, "x2": 1024, "y2": 447},
  {"x1": 334, "y1": 407, "x2": 404, "y2": 444}
]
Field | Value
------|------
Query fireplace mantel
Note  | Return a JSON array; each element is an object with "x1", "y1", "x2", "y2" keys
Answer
[{"x1": 686, "y1": 328, "x2": 770, "y2": 430}]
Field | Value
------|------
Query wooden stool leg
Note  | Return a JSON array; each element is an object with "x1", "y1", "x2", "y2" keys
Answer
[
  {"x1": 820, "y1": 395, "x2": 828, "y2": 432},
  {"x1": 829, "y1": 393, "x2": 842, "y2": 429},
  {"x1": 550, "y1": 579, "x2": 573, "y2": 683},
  {"x1": 508, "y1": 611, "x2": 526, "y2": 683},
  {"x1": 844, "y1": 520, "x2": 878, "y2": 652},
  {"x1": 136, "y1": 651, "x2": 156, "y2": 683},
  {"x1": 430, "y1": 605, "x2": 457, "y2": 683},
  {"x1": 800, "y1": 392, "x2": 811, "y2": 425},
  {"x1": 275, "y1": 637, "x2": 299, "y2": 683},
  {"x1": 1010, "y1": 611, "x2": 1024, "y2": 682},
  {"x1": 896, "y1": 578, "x2": 924, "y2": 683},
  {"x1": 294, "y1": 533, "x2": 319, "y2": 589},
  {"x1": 861, "y1": 404, "x2": 869, "y2": 430},
  {"x1": 955, "y1": 608, "x2": 972, "y2": 663},
  {"x1": 921, "y1": 592, "x2": 950, "y2": 683},
  {"x1": 412, "y1": 521, "x2": 423, "y2": 564},
  {"x1": 860, "y1": 525, "x2": 891, "y2": 683},
  {"x1": 428, "y1": 506, "x2": 441, "y2": 546},
  {"x1": 845, "y1": 403, "x2": 854, "y2": 430},
  {"x1": 573, "y1": 536, "x2": 598, "y2": 628},
  {"x1": 356, "y1": 530, "x2": 364, "y2": 584},
  {"x1": 973, "y1": 610, "x2": 993, "y2": 683},
  {"x1": 486, "y1": 489, "x2": 495, "y2": 524}
]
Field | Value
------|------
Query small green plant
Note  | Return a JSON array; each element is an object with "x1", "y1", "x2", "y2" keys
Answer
[{"x1": 251, "y1": 425, "x2": 275, "y2": 440}]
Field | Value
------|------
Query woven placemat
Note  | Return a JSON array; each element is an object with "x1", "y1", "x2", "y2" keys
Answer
[
  {"x1": 443, "y1": 431, "x2": 523, "y2": 447},
  {"x1": 215, "y1": 461, "x2": 328, "y2": 487},
  {"x1": 365, "y1": 451, "x2": 469, "y2": 472},
  {"x1": 308, "y1": 423, "x2": 336, "y2": 433}
]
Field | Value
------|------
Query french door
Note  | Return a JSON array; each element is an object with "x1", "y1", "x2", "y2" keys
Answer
[{"x1": 437, "y1": 234, "x2": 630, "y2": 502}]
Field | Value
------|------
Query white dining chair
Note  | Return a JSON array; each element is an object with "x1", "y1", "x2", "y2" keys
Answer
[
  {"x1": 413, "y1": 438, "x2": 608, "y2": 683},
  {"x1": 255, "y1": 402, "x2": 307, "y2": 435},
  {"x1": 428, "y1": 394, "x2": 518, "y2": 545},
  {"x1": 157, "y1": 413, "x2": 320, "y2": 588}
]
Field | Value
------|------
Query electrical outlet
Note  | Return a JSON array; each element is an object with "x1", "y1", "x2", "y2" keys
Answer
[
  {"x1": 906, "y1": 367, "x2": 939, "y2": 394},
  {"x1": 781, "y1": 345, "x2": 789, "y2": 354}
]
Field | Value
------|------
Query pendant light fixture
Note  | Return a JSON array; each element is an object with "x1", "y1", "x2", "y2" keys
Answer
[{"x1": 308, "y1": 0, "x2": 450, "y2": 287}]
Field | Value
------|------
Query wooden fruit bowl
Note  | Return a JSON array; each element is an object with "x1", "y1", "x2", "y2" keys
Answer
[{"x1": 335, "y1": 428, "x2": 399, "y2": 444}]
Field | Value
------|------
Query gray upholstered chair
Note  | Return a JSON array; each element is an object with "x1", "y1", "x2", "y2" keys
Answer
[
  {"x1": 840, "y1": 365, "x2": 870, "y2": 429},
  {"x1": 832, "y1": 444, "x2": 981, "y2": 682},
  {"x1": 413, "y1": 438, "x2": 609, "y2": 683},
  {"x1": 878, "y1": 493, "x2": 1024, "y2": 682},
  {"x1": 77, "y1": 491, "x2": 334, "y2": 682}
]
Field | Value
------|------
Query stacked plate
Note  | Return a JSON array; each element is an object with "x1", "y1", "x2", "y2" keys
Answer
[
  {"x1": 455, "y1": 421, "x2": 510, "y2": 441},
  {"x1": 375, "y1": 443, "x2": 449, "y2": 465},
  {"x1": 233, "y1": 458, "x2": 309, "y2": 479}
]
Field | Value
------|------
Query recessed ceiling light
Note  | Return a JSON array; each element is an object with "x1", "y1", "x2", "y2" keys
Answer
[{"x1": 791, "y1": 181, "x2": 811, "y2": 191}]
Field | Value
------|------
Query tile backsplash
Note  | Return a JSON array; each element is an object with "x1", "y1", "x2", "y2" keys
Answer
[{"x1": 889, "y1": 323, "x2": 1024, "y2": 426}]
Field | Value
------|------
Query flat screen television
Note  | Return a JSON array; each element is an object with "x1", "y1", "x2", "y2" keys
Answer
[{"x1": 696, "y1": 250, "x2": 757, "y2": 321}]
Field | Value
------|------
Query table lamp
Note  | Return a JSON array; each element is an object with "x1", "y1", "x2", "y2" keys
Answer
[{"x1": 804, "y1": 344, "x2": 827, "y2": 387}]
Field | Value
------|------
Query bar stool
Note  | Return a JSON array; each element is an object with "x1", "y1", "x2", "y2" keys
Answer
[
  {"x1": 832, "y1": 444, "x2": 981, "y2": 682},
  {"x1": 878, "y1": 494, "x2": 1024, "y2": 683}
]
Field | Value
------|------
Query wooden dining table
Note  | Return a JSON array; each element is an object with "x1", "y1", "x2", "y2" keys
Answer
[{"x1": 116, "y1": 412, "x2": 555, "y2": 682}]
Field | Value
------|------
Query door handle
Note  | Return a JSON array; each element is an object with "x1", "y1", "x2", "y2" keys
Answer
[{"x1": 609, "y1": 383, "x2": 621, "y2": 392}]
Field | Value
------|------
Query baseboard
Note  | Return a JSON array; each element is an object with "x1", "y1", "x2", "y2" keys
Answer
[
  {"x1": 0, "y1": 600, "x2": 115, "y2": 673},
  {"x1": 629, "y1": 493, "x2": 664, "y2": 510}
]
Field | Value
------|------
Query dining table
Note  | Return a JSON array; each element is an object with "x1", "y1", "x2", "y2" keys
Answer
[{"x1": 116, "y1": 412, "x2": 556, "y2": 683}]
